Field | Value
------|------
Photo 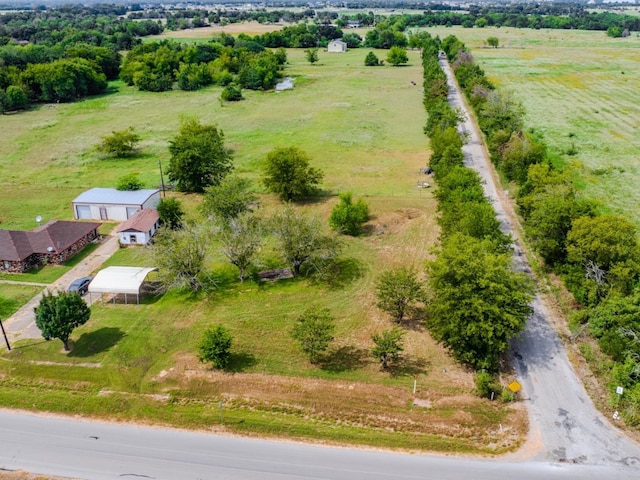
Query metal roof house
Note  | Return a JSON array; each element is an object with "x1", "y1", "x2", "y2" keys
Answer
[{"x1": 72, "y1": 188, "x2": 160, "y2": 222}]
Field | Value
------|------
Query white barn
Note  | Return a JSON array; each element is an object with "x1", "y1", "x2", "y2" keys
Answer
[
  {"x1": 116, "y1": 208, "x2": 160, "y2": 245},
  {"x1": 72, "y1": 188, "x2": 160, "y2": 221},
  {"x1": 327, "y1": 39, "x2": 347, "y2": 53}
]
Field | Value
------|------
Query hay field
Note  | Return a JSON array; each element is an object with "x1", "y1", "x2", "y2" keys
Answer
[{"x1": 426, "y1": 26, "x2": 640, "y2": 226}]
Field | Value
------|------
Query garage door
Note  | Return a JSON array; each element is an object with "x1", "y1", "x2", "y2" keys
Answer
[{"x1": 76, "y1": 205, "x2": 91, "y2": 219}]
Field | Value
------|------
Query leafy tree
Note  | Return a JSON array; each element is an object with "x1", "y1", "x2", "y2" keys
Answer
[
  {"x1": 386, "y1": 46, "x2": 409, "y2": 66},
  {"x1": 426, "y1": 234, "x2": 534, "y2": 371},
  {"x1": 167, "y1": 117, "x2": 233, "y2": 193},
  {"x1": 375, "y1": 267, "x2": 424, "y2": 323},
  {"x1": 262, "y1": 147, "x2": 323, "y2": 202},
  {"x1": 34, "y1": 291, "x2": 91, "y2": 351},
  {"x1": 220, "y1": 84, "x2": 243, "y2": 102},
  {"x1": 305, "y1": 48, "x2": 319, "y2": 64},
  {"x1": 371, "y1": 327, "x2": 405, "y2": 370},
  {"x1": 218, "y1": 213, "x2": 263, "y2": 282},
  {"x1": 364, "y1": 51, "x2": 382, "y2": 66},
  {"x1": 116, "y1": 173, "x2": 144, "y2": 191},
  {"x1": 291, "y1": 308, "x2": 335, "y2": 364},
  {"x1": 198, "y1": 324, "x2": 232, "y2": 369},
  {"x1": 156, "y1": 197, "x2": 185, "y2": 230},
  {"x1": 270, "y1": 203, "x2": 341, "y2": 276},
  {"x1": 201, "y1": 176, "x2": 257, "y2": 222},
  {"x1": 499, "y1": 131, "x2": 547, "y2": 185},
  {"x1": 3, "y1": 85, "x2": 28, "y2": 111},
  {"x1": 479, "y1": 90, "x2": 524, "y2": 136},
  {"x1": 152, "y1": 223, "x2": 212, "y2": 291},
  {"x1": 567, "y1": 214, "x2": 640, "y2": 297},
  {"x1": 329, "y1": 192, "x2": 369, "y2": 236},
  {"x1": 97, "y1": 127, "x2": 141, "y2": 157},
  {"x1": 486, "y1": 36, "x2": 499, "y2": 48}
]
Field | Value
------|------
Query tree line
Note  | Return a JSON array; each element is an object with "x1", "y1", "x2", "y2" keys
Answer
[{"x1": 441, "y1": 35, "x2": 640, "y2": 422}]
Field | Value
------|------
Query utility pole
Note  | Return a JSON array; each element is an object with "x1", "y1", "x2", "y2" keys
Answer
[
  {"x1": 0, "y1": 318, "x2": 11, "y2": 351},
  {"x1": 158, "y1": 159, "x2": 166, "y2": 199}
]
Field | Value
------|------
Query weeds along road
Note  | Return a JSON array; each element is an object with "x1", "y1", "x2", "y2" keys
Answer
[{"x1": 439, "y1": 56, "x2": 640, "y2": 468}]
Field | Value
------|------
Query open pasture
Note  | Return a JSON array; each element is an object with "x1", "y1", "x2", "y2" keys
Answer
[
  {"x1": 427, "y1": 26, "x2": 640, "y2": 226},
  {"x1": 0, "y1": 43, "x2": 526, "y2": 452}
]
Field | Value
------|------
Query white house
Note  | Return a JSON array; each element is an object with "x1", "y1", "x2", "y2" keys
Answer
[
  {"x1": 327, "y1": 39, "x2": 347, "y2": 53},
  {"x1": 116, "y1": 208, "x2": 160, "y2": 245},
  {"x1": 72, "y1": 188, "x2": 160, "y2": 221}
]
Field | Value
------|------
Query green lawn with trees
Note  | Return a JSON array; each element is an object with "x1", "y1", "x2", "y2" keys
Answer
[{"x1": 0, "y1": 41, "x2": 528, "y2": 453}]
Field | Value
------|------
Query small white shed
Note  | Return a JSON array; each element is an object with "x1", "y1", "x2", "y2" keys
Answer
[
  {"x1": 72, "y1": 188, "x2": 160, "y2": 221},
  {"x1": 327, "y1": 39, "x2": 347, "y2": 53},
  {"x1": 116, "y1": 208, "x2": 160, "y2": 245}
]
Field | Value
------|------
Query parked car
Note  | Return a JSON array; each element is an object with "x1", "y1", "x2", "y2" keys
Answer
[{"x1": 68, "y1": 276, "x2": 93, "y2": 296}]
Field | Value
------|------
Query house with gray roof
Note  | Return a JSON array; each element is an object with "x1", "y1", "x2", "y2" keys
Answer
[{"x1": 72, "y1": 188, "x2": 160, "y2": 221}]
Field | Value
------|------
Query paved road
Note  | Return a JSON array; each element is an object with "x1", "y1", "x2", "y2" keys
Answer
[
  {"x1": 2, "y1": 235, "x2": 119, "y2": 342},
  {"x1": 0, "y1": 410, "x2": 635, "y2": 480},
  {"x1": 440, "y1": 57, "x2": 640, "y2": 466}
]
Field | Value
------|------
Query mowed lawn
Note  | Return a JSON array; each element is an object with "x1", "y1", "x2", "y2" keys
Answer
[
  {"x1": 427, "y1": 26, "x2": 640, "y2": 226},
  {"x1": 0, "y1": 44, "x2": 527, "y2": 453}
]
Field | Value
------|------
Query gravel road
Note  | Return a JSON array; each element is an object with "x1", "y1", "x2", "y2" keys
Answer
[{"x1": 439, "y1": 56, "x2": 640, "y2": 468}]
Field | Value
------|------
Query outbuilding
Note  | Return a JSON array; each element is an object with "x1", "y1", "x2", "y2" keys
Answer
[
  {"x1": 327, "y1": 39, "x2": 347, "y2": 53},
  {"x1": 88, "y1": 266, "x2": 158, "y2": 304},
  {"x1": 72, "y1": 188, "x2": 160, "y2": 222},
  {"x1": 116, "y1": 208, "x2": 160, "y2": 246}
]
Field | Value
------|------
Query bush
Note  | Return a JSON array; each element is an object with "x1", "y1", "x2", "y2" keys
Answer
[
  {"x1": 116, "y1": 173, "x2": 144, "y2": 191},
  {"x1": 329, "y1": 192, "x2": 369, "y2": 236},
  {"x1": 220, "y1": 85, "x2": 243, "y2": 102},
  {"x1": 364, "y1": 51, "x2": 382, "y2": 66},
  {"x1": 198, "y1": 324, "x2": 233, "y2": 369},
  {"x1": 475, "y1": 371, "x2": 501, "y2": 399}
]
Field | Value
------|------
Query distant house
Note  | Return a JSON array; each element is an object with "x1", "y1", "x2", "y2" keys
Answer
[
  {"x1": 327, "y1": 39, "x2": 347, "y2": 53},
  {"x1": 347, "y1": 20, "x2": 360, "y2": 28},
  {"x1": 0, "y1": 220, "x2": 100, "y2": 273},
  {"x1": 116, "y1": 209, "x2": 160, "y2": 246},
  {"x1": 72, "y1": 188, "x2": 160, "y2": 221}
]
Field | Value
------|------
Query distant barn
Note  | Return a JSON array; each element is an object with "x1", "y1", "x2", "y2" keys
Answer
[{"x1": 72, "y1": 188, "x2": 160, "y2": 221}]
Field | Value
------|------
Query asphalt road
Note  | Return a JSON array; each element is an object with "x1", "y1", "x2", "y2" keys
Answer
[
  {"x1": 440, "y1": 56, "x2": 640, "y2": 466},
  {"x1": 0, "y1": 410, "x2": 636, "y2": 480}
]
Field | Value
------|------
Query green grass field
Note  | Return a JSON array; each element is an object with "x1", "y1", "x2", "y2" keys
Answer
[
  {"x1": 0, "y1": 44, "x2": 527, "y2": 453},
  {"x1": 426, "y1": 26, "x2": 640, "y2": 226}
]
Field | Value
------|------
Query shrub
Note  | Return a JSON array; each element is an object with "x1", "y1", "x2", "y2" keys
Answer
[
  {"x1": 329, "y1": 192, "x2": 369, "y2": 236},
  {"x1": 198, "y1": 324, "x2": 233, "y2": 369}
]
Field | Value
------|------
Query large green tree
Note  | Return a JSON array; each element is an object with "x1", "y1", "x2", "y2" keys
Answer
[
  {"x1": 426, "y1": 234, "x2": 534, "y2": 371},
  {"x1": 34, "y1": 291, "x2": 91, "y2": 351},
  {"x1": 262, "y1": 147, "x2": 323, "y2": 202},
  {"x1": 371, "y1": 327, "x2": 405, "y2": 370},
  {"x1": 291, "y1": 308, "x2": 335, "y2": 364},
  {"x1": 167, "y1": 117, "x2": 233, "y2": 193},
  {"x1": 567, "y1": 214, "x2": 640, "y2": 297},
  {"x1": 201, "y1": 176, "x2": 257, "y2": 222}
]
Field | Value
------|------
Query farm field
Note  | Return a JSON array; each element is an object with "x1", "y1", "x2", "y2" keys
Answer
[
  {"x1": 426, "y1": 26, "x2": 640, "y2": 227},
  {"x1": 0, "y1": 43, "x2": 527, "y2": 453}
]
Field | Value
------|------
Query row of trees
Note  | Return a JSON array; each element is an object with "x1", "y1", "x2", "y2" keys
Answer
[
  {"x1": 419, "y1": 34, "x2": 534, "y2": 375},
  {"x1": 443, "y1": 36, "x2": 640, "y2": 420}
]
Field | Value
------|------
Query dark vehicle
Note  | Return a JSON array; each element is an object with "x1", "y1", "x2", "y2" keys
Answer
[{"x1": 68, "y1": 276, "x2": 93, "y2": 296}]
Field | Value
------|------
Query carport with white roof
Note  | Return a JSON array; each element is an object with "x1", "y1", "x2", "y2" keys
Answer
[{"x1": 88, "y1": 266, "x2": 158, "y2": 304}]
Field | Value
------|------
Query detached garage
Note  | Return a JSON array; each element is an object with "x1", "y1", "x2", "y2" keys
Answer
[
  {"x1": 88, "y1": 266, "x2": 158, "y2": 304},
  {"x1": 72, "y1": 188, "x2": 160, "y2": 221}
]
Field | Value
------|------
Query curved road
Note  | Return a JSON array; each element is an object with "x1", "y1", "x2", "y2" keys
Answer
[{"x1": 440, "y1": 55, "x2": 640, "y2": 467}]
